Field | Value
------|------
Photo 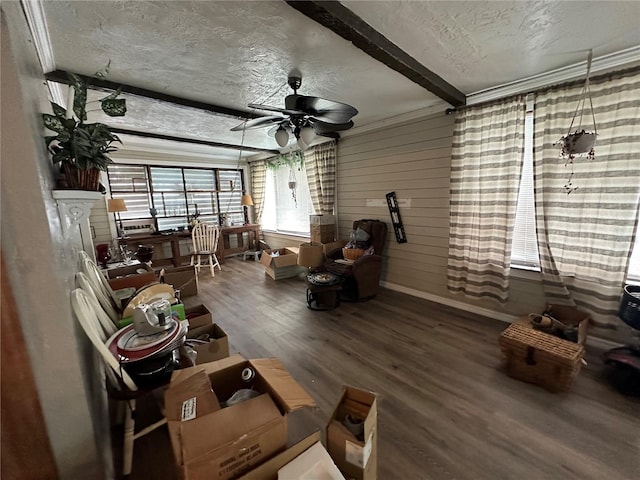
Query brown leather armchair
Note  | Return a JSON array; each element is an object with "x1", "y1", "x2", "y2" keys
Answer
[{"x1": 325, "y1": 219, "x2": 388, "y2": 301}]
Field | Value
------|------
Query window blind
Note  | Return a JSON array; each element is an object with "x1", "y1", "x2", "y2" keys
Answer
[
  {"x1": 261, "y1": 165, "x2": 315, "y2": 235},
  {"x1": 510, "y1": 109, "x2": 541, "y2": 269}
]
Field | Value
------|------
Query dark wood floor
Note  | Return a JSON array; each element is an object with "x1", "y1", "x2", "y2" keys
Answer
[{"x1": 117, "y1": 257, "x2": 639, "y2": 480}]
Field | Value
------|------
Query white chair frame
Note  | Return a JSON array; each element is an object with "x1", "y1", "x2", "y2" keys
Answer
[
  {"x1": 70, "y1": 289, "x2": 167, "y2": 477},
  {"x1": 190, "y1": 223, "x2": 222, "y2": 276}
]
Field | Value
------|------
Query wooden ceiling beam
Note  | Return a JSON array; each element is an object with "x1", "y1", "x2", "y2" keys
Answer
[
  {"x1": 44, "y1": 69, "x2": 261, "y2": 121},
  {"x1": 285, "y1": 1, "x2": 466, "y2": 107},
  {"x1": 109, "y1": 128, "x2": 279, "y2": 154}
]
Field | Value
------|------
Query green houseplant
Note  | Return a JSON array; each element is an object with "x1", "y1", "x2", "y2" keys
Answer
[{"x1": 43, "y1": 72, "x2": 126, "y2": 190}]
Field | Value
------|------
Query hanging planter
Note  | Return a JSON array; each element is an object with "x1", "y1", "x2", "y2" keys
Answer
[{"x1": 555, "y1": 50, "x2": 598, "y2": 194}]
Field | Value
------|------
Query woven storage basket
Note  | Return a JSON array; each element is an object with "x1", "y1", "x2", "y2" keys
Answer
[
  {"x1": 342, "y1": 247, "x2": 365, "y2": 260},
  {"x1": 499, "y1": 323, "x2": 584, "y2": 392}
]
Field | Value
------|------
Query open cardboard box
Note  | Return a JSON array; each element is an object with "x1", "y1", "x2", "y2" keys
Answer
[
  {"x1": 185, "y1": 304, "x2": 229, "y2": 364},
  {"x1": 516, "y1": 304, "x2": 590, "y2": 345},
  {"x1": 107, "y1": 263, "x2": 155, "y2": 291},
  {"x1": 236, "y1": 431, "x2": 323, "y2": 480},
  {"x1": 159, "y1": 266, "x2": 198, "y2": 298},
  {"x1": 326, "y1": 386, "x2": 378, "y2": 480},
  {"x1": 165, "y1": 354, "x2": 316, "y2": 480},
  {"x1": 260, "y1": 248, "x2": 302, "y2": 280}
]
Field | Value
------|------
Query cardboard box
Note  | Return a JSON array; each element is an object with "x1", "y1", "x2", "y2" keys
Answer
[
  {"x1": 516, "y1": 304, "x2": 590, "y2": 345},
  {"x1": 237, "y1": 432, "x2": 322, "y2": 480},
  {"x1": 159, "y1": 266, "x2": 198, "y2": 298},
  {"x1": 260, "y1": 248, "x2": 302, "y2": 280},
  {"x1": 326, "y1": 386, "x2": 377, "y2": 480},
  {"x1": 311, "y1": 224, "x2": 336, "y2": 244},
  {"x1": 323, "y1": 240, "x2": 348, "y2": 256},
  {"x1": 107, "y1": 264, "x2": 155, "y2": 291},
  {"x1": 165, "y1": 355, "x2": 316, "y2": 480},
  {"x1": 310, "y1": 214, "x2": 335, "y2": 225},
  {"x1": 185, "y1": 304, "x2": 212, "y2": 325},
  {"x1": 278, "y1": 441, "x2": 345, "y2": 479},
  {"x1": 185, "y1": 305, "x2": 229, "y2": 364},
  {"x1": 310, "y1": 215, "x2": 336, "y2": 243}
]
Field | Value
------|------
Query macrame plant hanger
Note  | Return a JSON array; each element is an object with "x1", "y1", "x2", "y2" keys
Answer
[{"x1": 559, "y1": 49, "x2": 598, "y2": 194}]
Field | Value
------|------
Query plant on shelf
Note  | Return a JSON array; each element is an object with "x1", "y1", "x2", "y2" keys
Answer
[{"x1": 43, "y1": 68, "x2": 127, "y2": 191}]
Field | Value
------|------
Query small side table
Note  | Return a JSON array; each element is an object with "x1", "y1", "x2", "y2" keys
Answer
[{"x1": 305, "y1": 273, "x2": 343, "y2": 311}]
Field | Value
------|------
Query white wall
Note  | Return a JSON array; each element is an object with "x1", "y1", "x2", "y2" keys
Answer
[{"x1": 2, "y1": 5, "x2": 108, "y2": 478}]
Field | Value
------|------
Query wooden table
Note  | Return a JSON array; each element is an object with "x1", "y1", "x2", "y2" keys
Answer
[
  {"x1": 217, "y1": 224, "x2": 260, "y2": 264},
  {"x1": 118, "y1": 232, "x2": 192, "y2": 267}
]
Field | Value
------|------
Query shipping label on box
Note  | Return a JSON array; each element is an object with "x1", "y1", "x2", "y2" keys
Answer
[{"x1": 345, "y1": 432, "x2": 374, "y2": 468}]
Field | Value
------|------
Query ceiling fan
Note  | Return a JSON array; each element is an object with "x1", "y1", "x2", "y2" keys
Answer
[{"x1": 231, "y1": 75, "x2": 358, "y2": 148}]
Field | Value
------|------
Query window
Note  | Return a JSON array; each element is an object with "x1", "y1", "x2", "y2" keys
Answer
[
  {"x1": 261, "y1": 164, "x2": 315, "y2": 235},
  {"x1": 510, "y1": 103, "x2": 540, "y2": 269},
  {"x1": 107, "y1": 164, "x2": 246, "y2": 233},
  {"x1": 511, "y1": 101, "x2": 640, "y2": 281}
]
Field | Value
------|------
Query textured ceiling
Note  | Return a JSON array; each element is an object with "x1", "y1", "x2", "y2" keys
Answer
[{"x1": 37, "y1": 0, "x2": 640, "y2": 159}]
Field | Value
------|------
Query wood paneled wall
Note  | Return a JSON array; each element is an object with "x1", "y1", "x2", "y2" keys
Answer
[{"x1": 337, "y1": 112, "x2": 548, "y2": 323}]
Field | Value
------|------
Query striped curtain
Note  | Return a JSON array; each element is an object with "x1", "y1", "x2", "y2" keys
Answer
[
  {"x1": 249, "y1": 160, "x2": 267, "y2": 224},
  {"x1": 305, "y1": 140, "x2": 337, "y2": 214},
  {"x1": 533, "y1": 67, "x2": 640, "y2": 327},
  {"x1": 448, "y1": 96, "x2": 526, "y2": 303}
]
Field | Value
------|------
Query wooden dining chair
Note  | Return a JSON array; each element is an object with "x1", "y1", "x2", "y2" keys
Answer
[
  {"x1": 190, "y1": 223, "x2": 221, "y2": 276},
  {"x1": 70, "y1": 288, "x2": 168, "y2": 477}
]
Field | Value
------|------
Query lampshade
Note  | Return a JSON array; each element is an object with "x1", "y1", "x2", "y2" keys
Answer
[
  {"x1": 241, "y1": 194, "x2": 254, "y2": 206},
  {"x1": 297, "y1": 242, "x2": 324, "y2": 268},
  {"x1": 107, "y1": 198, "x2": 127, "y2": 213},
  {"x1": 300, "y1": 125, "x2": 315, "y2": 145},
  {"x1": 296, "y1": 137, "x2": 307, "y2": 151},
  {"x1": 275, "y1": 127, "x2": 289, "y2": 147}
]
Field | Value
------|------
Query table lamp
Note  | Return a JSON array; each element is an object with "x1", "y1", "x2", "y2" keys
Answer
[
  {"x1": 107, "y1": 198, "x2": 127, "y2": 238},
  {"x1": 241, "y1": 194, "x2": 254, "y2": 225},
  {"x1": 297, "y1": 242, "x2": 325, "y2": 274}
]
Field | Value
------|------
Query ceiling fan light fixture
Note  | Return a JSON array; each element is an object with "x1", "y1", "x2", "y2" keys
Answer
[
  {"x1": 300, "y1": 125, "x2": 315, "y2": 145},
  {"x1": 275, "y1": 127, "x2": 289, "y2": 147}
]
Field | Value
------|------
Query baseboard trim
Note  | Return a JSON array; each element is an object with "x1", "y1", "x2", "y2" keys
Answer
[
  {"x1": 380, "y1": 281, "x2": 622, "y2": 349},
  {"x1": 380, "y1": 281, "x2": 518, "y2": 323}
]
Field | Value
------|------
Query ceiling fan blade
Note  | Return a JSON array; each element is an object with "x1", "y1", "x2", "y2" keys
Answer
[
  {"x1": 248, "y1": 103, "x2": 304, "y2": 116},
  {"x1": 230, "y1": 116, "x2": 283, "y2": 131},
  {"x1": 292, "y1": 95, "x2": 358, "y2": 124},
  {"x1": 310, "y1": 119, "x2": 354, "y2": 134}
]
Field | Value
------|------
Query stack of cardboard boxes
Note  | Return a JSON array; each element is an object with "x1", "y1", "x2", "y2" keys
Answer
[
  {"x1": 164, "y1": 355, "x2": 378, "y2": 480},
  {"x1": 106, "y1": 258, "x2": 379, "y2": 479}
]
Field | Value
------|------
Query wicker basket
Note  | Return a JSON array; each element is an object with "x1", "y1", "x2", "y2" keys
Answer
[
  {"x1": 499, "y1": 323, "x2": 584, "y2": 392},
  {"x1": 342, "y1": 247, "x2": 365, "y2": 260}
]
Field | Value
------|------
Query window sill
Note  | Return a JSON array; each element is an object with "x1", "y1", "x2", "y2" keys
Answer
[
  {"x1": 510, "y1": 264, "x2": 541, "y2": 282},
  {"x1": 262, "y1": 229, "x2": 309, "y2": 239}
]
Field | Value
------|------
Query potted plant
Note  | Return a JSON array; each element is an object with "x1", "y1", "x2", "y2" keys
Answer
[{"x1": 43, "y1": 71, "x2": 126, "y2": 191}]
